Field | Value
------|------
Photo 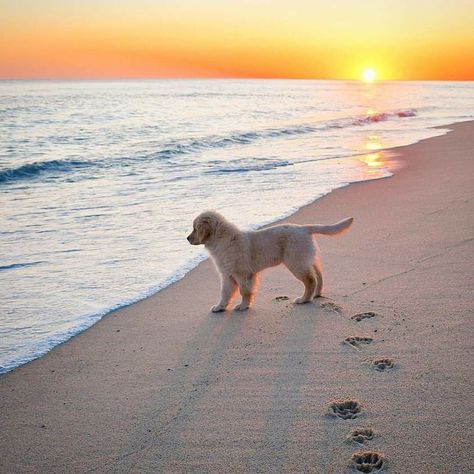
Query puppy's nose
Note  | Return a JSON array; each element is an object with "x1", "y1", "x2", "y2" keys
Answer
[{"x1": 187, "y1": 235, "x2": 191, "y2": 243}]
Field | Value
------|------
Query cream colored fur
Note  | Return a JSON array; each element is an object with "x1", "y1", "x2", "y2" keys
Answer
[{"x1": 187, "y1": 211, "x2": 353, "y2": 312}]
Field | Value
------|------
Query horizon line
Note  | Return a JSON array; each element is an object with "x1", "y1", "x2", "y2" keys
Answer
[{"x1": 1, "y1": 77, "x2": 473, "y2": 83}]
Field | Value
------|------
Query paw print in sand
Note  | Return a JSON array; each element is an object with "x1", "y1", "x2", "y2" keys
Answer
[
  {"x1": 320, "y1": 301, "x2": 343, "y2": 313},
  {"x1": 351, "y1": 451, "x2": 385, "y2": 472},
  {"x1": 372, "y1": 358, "x2": 394, "y2": 371},
  {"x1": 344, "y1": 336, "x2": 373, "y2": 348},
  {"x1": 328, "y1": 398, "x2": 362, "y2": 420},
  {"x1": 351, "y1": 312, "x2": 377, "y2": 322},
  {"x1": 348, "y1": 427, "x2": 374, "y2": 444}
]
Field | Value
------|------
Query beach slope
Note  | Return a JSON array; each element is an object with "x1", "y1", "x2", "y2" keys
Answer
[{"x1": 1, "y1": 122, "x2": 473, "y2": 473}]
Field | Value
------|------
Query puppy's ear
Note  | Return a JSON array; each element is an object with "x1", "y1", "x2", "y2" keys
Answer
[{"x1": 197, "y1": 219, "x2": 212, "y2": 243}]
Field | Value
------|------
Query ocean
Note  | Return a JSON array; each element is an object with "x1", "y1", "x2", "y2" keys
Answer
[{"x1": 1, "y1": 79, "x2": 473, "y2": 374}]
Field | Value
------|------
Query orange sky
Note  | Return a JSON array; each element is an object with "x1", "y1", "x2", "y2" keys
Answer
[{"x1": 1, "y1": 0, "x2": 473, "y2": 80}]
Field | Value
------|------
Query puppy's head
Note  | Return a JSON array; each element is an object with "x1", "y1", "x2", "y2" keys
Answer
[{"x1": 187, "y1": 211, "x2": 223, "y2": 245}]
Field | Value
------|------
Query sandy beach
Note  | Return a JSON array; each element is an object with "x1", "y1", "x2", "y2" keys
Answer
[{"x1": 1, "y1": 121, "x2": 473, "y2": 473}]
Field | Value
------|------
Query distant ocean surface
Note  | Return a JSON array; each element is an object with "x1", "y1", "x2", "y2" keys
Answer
[{"x1": 1, "y1": 79, "x2": 473, "y2": 374}]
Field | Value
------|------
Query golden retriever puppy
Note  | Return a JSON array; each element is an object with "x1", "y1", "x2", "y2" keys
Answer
[{"x1": 187, "y1": 211, "x2": 353, "y2": 312}]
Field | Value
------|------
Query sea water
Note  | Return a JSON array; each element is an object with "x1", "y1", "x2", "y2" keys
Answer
[{"x1": 1, "y1": 79, "x2": 473, "y2": 373}]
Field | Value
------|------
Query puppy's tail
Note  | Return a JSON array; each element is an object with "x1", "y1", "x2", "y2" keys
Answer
[{"x1": 303, "y1": 217, "x2": 354, "y2": 236}]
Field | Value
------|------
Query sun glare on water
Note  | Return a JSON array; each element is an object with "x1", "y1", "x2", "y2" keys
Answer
[{"x1": 362, "y1": 68, "x2": 376, "y2": 82}]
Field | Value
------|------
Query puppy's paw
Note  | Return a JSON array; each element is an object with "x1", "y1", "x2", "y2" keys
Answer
[
  {"x1": 233, "y1": 303, "x2": 249, "y2": 311},
  {"x1": 211, "y1": 304, "x2": 226, "y2": 313},
  {"x1": 294, "y1": 296, "x2": 311, "y2": 304}
]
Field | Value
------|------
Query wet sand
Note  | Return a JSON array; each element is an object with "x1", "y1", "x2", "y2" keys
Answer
[{"x1": 1, "y1": 121, "x2": 473, "y2": 473}]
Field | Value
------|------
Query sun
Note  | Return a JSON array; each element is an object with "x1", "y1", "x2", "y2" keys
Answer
[{"x1": 362, "y1": 68, "x2": 376, "y2": 82}]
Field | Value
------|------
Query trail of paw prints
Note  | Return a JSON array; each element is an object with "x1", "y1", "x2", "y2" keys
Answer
[
  {"x1": 344, "y1": 336, "x2": 373, "y2": 350},
  {"x1": 351, "y1": 311, "x2": 377, "y2": 322},
  {"x1": 328, "y1": 398, "x2": 362, "y2": 420},
  {"x1": 348, "y1": 428, "x2": 374, "y2": 445},
  {"x1": 274, "y1": 295, "x2": 289, "y2": 301},
  {"x1": 350, "y1": 451, "x2": 385, "y2": 472},
  {"x1": 333, "y1": 307, "x2": 390, "y2": 469}
]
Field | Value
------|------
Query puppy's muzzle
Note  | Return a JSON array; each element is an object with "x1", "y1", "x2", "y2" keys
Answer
[{"x1": 187, "y1": 233, "x2": 198, "y2": 245}]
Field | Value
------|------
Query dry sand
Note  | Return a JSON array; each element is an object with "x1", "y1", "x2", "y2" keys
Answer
[{"x1": 1, "y1": 122, "x2": 473, "y2": 473}]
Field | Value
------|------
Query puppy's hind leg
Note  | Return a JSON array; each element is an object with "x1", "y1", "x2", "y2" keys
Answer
[
  {"x1": 295, "y1": 271, "x2": 317, "y2": 304},
  {"x1": 313, "y1": 259, "x2": 323, "y2": 298},
  {"x1": 211, "y1": 275, "x2": 238, "y2": 312},
  {"x1": 286, "y1": 263, "x2": 317, "y2": 304},
  {"x1": 234, "y1": 274, "x2": 258, "y2": 311}
]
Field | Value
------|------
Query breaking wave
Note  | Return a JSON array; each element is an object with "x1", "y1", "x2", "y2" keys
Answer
[{"x1": 0, "y1": 109, "x2": 417, "y2": 185}]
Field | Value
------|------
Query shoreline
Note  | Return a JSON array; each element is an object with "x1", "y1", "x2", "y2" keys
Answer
[
  {"x1": 1, "y1": 121, "x2": 473, "y2": 472},
  {"x1": 0, "y1": 122, "x2": 453, "y2": 376}
]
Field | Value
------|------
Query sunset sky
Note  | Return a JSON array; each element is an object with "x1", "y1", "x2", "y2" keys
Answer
[{"x1": 1, "y1": 0, "x2": 473, "y2": 80}]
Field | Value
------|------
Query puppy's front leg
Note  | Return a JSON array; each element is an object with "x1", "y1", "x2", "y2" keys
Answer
[
  {"x1": 211, "y1": 275, "x2": 238, "y2": 312},
  {"x1": 234, "y1": 274, "x2": 257, "y2": 311}
]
